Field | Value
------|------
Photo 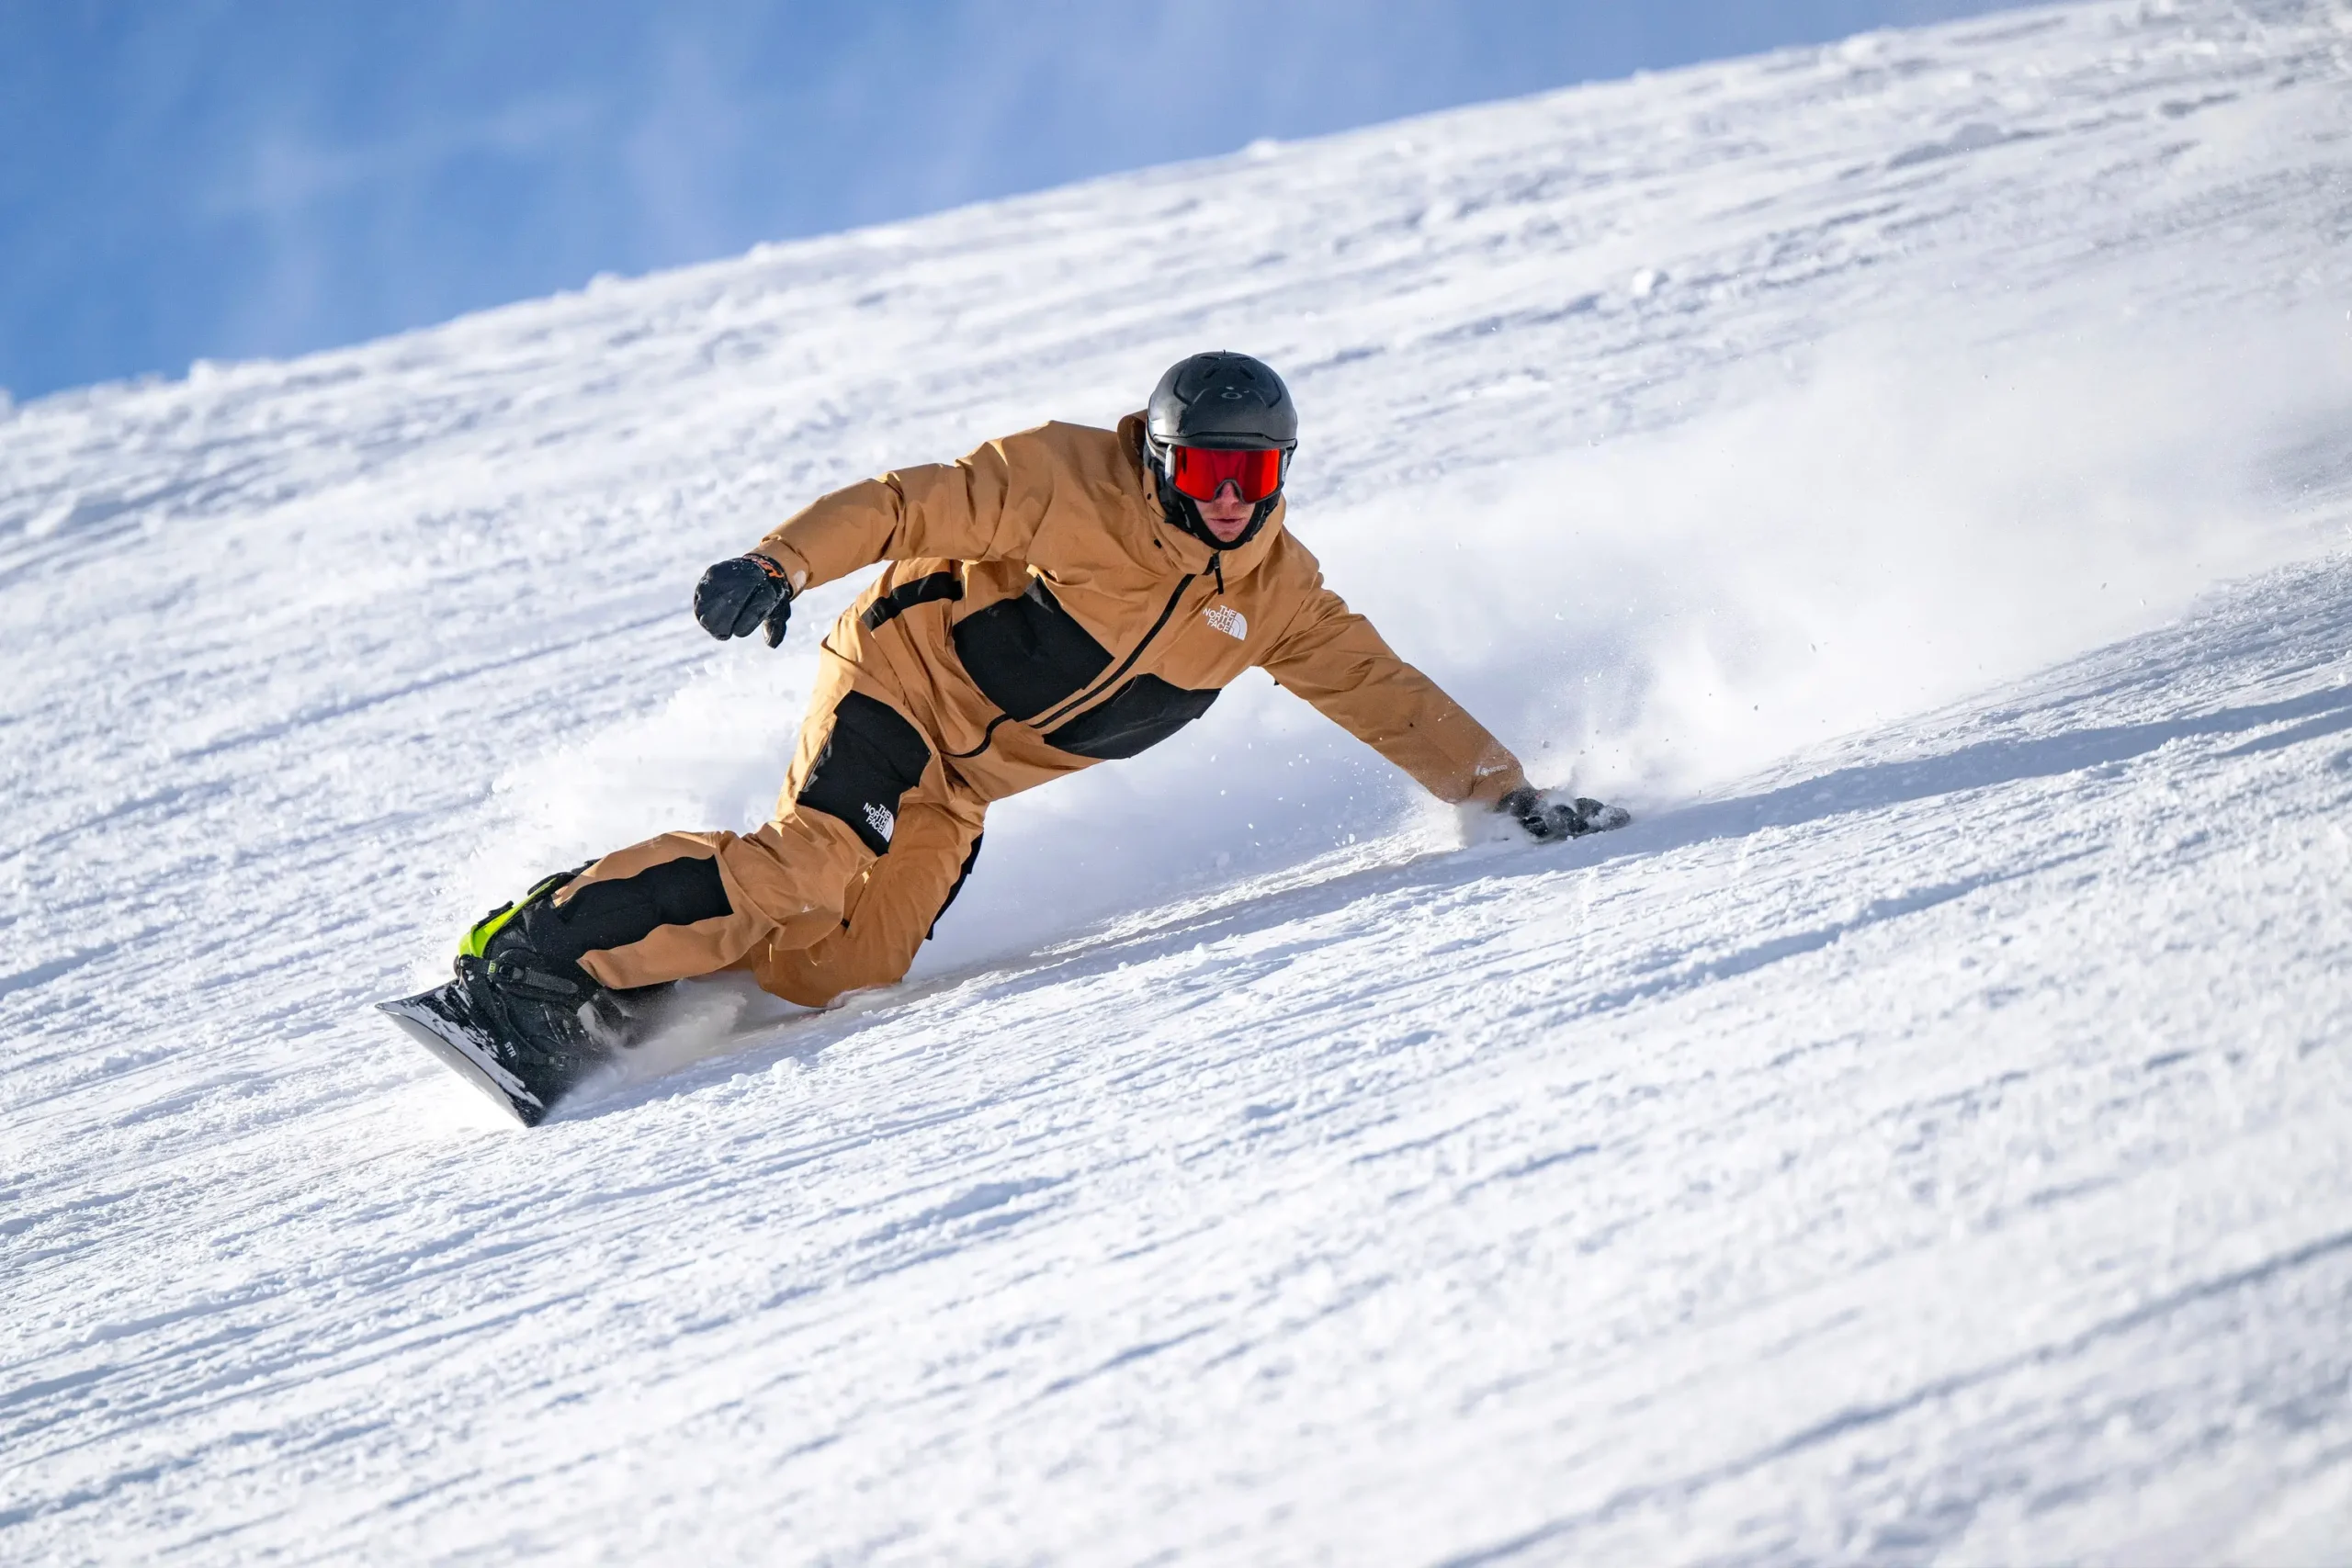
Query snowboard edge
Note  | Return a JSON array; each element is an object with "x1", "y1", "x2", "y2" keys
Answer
[{"x1": 378, "y1": 992, "x2": 549, "y2": 1127}]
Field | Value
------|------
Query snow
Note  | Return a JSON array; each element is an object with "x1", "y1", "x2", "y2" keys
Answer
[{"x1": 6, "y1": 1, "x2": 2352, "y2": 1561}]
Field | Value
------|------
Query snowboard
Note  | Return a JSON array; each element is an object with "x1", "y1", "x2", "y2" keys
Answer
[{"x1": 378, "y1": 981, "x2": 561, "y2": 1127}]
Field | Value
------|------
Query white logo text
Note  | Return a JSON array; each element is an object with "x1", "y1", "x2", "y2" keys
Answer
[{"x1": 1204, "y1": 604, "x2": 1248, "y2": 640}]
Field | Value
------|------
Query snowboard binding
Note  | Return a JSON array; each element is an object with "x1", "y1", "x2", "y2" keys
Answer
[{"x1": 378, "y1": 870, "x2": 666, "y2": 1125}]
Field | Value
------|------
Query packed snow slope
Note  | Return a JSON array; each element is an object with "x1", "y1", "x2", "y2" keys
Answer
[{"x1": 6, "y1": 1, "x2": 2352, "y2": 1561}]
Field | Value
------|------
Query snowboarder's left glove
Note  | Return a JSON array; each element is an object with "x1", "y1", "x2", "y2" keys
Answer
[
  {"x1": 694, "y1": 554, "x2": 795, "y2": 647},
  {"x1": 1498, "y1": 784, "x2": 1629, "y2": 841}
]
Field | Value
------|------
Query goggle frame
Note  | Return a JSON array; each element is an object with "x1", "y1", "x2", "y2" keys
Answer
[{"x1": 1161, "y1": 442, "x2": 1290, "y2": 504}]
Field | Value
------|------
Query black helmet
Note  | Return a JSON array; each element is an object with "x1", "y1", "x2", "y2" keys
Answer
[{"x1": 1143, "y1": 351, "x2": 1297, "y2": 551}]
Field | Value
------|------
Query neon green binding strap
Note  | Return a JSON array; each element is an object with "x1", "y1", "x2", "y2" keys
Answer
[
  {"x1": 458, "y1": 901, "x2": 518, "y2": 961},
  {"x1": 458, "y1": 870, "x2": 577, "y2": 961}
]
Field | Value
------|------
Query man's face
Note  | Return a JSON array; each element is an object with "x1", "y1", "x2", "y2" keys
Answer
[{"x1": 1198, "y1": 479, "x2": 1256, "y2": 544}]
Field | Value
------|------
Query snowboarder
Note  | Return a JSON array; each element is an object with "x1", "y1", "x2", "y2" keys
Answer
[{"x1": 384, "y1": 352, "x2": 1626, "y2": 1121}]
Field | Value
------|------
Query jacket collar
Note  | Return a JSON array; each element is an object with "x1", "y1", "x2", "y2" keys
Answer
[{"x1": 1115, "y1": 412, "x2": 1286, "y2": 585}]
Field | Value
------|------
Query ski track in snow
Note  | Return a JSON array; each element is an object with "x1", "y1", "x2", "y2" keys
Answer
[{"x1": 6, "y1": 2, "x2": 2352, "y2": 1562}]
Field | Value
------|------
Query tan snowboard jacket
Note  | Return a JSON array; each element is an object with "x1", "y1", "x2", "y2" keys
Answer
[{"x1": 750, "y1": 414, "x2": 1526, "y2": 808}]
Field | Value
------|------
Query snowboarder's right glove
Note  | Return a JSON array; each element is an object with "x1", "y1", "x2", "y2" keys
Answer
[
  {"x1": 1498, "y1": 784, "x2": 1629, "y2": 841},
  {"x1": 694, "y1": 553, "x2": 795, "y2": 647}
]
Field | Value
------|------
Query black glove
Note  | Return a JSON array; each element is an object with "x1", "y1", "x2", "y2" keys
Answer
[
  {"x1": 1498, "y1": 785, "x2": 1629, "y2": 841},
  {"x1": 694, "y1": 554, "x2": 794, "y2": 647}
]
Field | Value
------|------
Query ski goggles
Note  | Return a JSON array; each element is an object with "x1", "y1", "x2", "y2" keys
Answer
[{"x1": 1164, "y1": 443, "x2": 1287, "y2": 503}]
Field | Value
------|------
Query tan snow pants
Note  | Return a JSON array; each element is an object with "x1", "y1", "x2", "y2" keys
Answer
[{"x1": 557, "y1": 653, "x2": 985, "y2": 1008}]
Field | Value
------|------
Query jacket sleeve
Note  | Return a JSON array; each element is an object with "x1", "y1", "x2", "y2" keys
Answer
[
  {"x1": 1258, "y1": 583, "x2": 1527, "y2": 807},
  {"x1": 747, "y1": 431, "x2": 1048, "y2": 592}
]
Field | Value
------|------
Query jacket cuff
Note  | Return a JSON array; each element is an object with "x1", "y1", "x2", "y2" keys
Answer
[
  {"x1": 748, "y1": 537, "x2": 819, "y2": 594},
  {"x1": 1461, "y1": 753, "x2": 1528, "y2": 807}
]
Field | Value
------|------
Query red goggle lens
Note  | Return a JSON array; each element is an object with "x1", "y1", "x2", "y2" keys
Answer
[{"x1": 1167, "y1": 445, "x2": 1284, "y2": 503}]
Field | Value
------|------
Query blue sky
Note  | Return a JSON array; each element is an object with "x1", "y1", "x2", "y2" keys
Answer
[{"x1": 0, "y1": 0, "x2": 2026, "y2": 400}]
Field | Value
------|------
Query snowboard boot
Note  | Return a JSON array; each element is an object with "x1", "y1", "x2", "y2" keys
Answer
[
  {"x1": 383, "y1": 854, "x2": 729, "y2": 1123},
  {"x1": 462, "y1": 866, "x2": 670, "y2": 1061},
  {"x1": 379, "y1": 869, "x2": 671, "y2": 1122}
]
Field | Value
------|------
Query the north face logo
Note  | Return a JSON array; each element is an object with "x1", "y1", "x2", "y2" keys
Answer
[
  {"x1": 1204, "y1": 604, "x2": 1247, "y2": 640},
  {"x1": 863, "y1": 801, "x2": 896, "y2": 843}
]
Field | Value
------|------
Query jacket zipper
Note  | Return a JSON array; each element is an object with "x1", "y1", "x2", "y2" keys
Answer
[
  {"x1": 1032, "y1": 570, "x2": 1198, "y2": 732},
  {"x1": 944, "y1": 712, "x2": 1013, "y2": 761},
  {"x1": 948, "y1": 566, "x2": 1209, "y2": 762}
]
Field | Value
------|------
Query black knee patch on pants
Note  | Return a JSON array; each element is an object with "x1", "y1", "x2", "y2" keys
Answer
[
  {"x1": 531, "y1": 854, "x2": 732, "y2": 964},
  {"x1": 797, "y1": 692, "x2": 933, "y2": 855}
]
